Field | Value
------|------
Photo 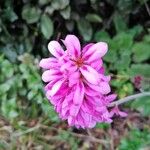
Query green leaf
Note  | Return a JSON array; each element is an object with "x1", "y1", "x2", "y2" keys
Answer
[
  {"x1": 118, "y1": 129, "x2": 150, "y2": 150},
  {"x1": 40, "y1": 14, "x2": 54, "y2": 39},
  {"x1": 38, "y1": 0, "x2": 51, "y2": 5},
  {"x1": 77, "y1": 19, "x2": 93, "y2": 41},
  {"x1": 85, "y1": 13, "x2": 102, "y2": 22},
  {"x1": 60, "y1": 6, "x2": 71, "y2": 19},
  {"x1": 112, "y1": 32, "x2": 133, "y2": 50},
  {"x1": 143, "y1": 34, "x2": 150, "y2": 43},
  {"x1": 96, "y1": 123, "x2": 110, "y2": 129},
  {"x1": 22, "y1": 5, "x2": 41, "y2": 24},
  {"x1": 114, "y1": 51, "x2": 131, "y2": 71},
  {"x1": 3, "y1": 7, "x2": 18, "y2": 22},
  {"x1": 128, "y1": 25, "x2": 143, "y2": 38},
  {"x1": 129, "y1": 64, "x2": 150, "y2": 77},
  {"x1": 94, "y1": 30, "x2": 110, "y2": 42},
  {"x1": 113, "y1": 13, "x2": 127, "y2": 33},
  {"x1": 51, "y1": 0, "x2": 70, "y2": 10},
  {"x1": 132, "y1": 42, "x2": 150, "y2": 63},
  {"x1": 1, "y1": 98, "x2": 18, "y2": 119},
  {"x1": 131, "y1": 96, "x2": 150, "y2": 116},
  {"x1": 103, "y1": 49, "x2": 117, "y2": 63}
]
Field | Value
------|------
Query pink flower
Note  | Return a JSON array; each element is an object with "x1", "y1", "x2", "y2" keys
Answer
[
  {"x1": 39, "y1": 35, "x2": 117, "y2": 128},
  {"x1": 110, "y1": 106, "x2": 127, "y2": 117}
]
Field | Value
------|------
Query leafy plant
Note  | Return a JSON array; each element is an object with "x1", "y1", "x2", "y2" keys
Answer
[{"x1": 118, "y1": 129, "x2": 150, "y2": 150}]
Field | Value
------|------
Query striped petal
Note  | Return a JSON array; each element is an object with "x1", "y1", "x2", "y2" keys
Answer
[
  {"x1": 82, "y1": 42, "x2": 108, "y2": 62},
  {"x1": 64, "y1": 35, "x2": 81, "y2": 58},
  {"x1": 48, "y1": 41, "x2": 64, "y2": 58},
  {"x1": 80, "y1": 65, "x2": 99, "y2": 85},
  {"x1": 73, "y1": 81, "x2": 84, "y2": 105}
]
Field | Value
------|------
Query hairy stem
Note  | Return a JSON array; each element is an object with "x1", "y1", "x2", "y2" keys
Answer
[{"x1": 109, "y1": 92, "x2": 150, "y2": 107}]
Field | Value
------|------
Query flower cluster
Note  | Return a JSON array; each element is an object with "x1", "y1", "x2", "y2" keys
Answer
[{"x1": 39, "y1": 35, "x2": 117, "y2": 128}]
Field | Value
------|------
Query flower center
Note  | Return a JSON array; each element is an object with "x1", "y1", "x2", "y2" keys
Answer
[{"x1": 75, "y1": 57, "x2": 84, "y2": 67}]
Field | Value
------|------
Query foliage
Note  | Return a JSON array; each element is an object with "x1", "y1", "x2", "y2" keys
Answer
[
  {"x1": 0, "y1": 54, "x2": 58, "y2": 122},
  {"x1": 119, "y1": 129, "x2": 150, "y2": 150}
]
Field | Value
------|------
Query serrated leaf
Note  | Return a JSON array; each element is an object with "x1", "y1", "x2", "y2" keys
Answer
[
  {"x1": 132, "y1": 42, "x2": 150, "y2": 63},
  {"x1": 86, "y1": 13, "x2": 102, "y2": 22},
  {"x1": 94, "y1": 30, "x2": 110, "y2": 42},
  {"x1": 77, "y1": 19, "x2": 93, "y2": 41},
  {"x1": 128, "y1": 25, "x2": 143, "y2": 38},
  {"x1": 112, "y1": 32, "x2": 133, "y2": 50},
  {"x1": 114, "y1": 51, "x2": 131, "y2": 71},
  {"x1": 131, "y1": 96, "x2": 150, "y2": 116},
  {"x1": 103, "y1": 49, "x2": 117, "y2": 63},
  {"x1": 22, "y1": 5, "x2": 41, "y2": 24},
  {"x1": 40, "y1": 14, "x2": 54, "y2": 39},
  {"x1": 113, "y1": 13, "x2": 127, "y2": 33},
  {"x1": 129, "y1": 64, "x2": 150, "y2": 77}
]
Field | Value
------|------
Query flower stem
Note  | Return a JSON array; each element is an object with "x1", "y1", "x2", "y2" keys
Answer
[{"x1": 109, "y1": 92, "x2": 150, "y2": 107}]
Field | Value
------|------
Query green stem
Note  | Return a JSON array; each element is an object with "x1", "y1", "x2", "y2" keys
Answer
[{"x1": 109, "y1": 92, "x2": 150, "y2": 107}]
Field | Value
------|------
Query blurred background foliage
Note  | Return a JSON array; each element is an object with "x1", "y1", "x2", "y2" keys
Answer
[{"x1": 0, "y1": 0, "x2": 150, "y2": 149}]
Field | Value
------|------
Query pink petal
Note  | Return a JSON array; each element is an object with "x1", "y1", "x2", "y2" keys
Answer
[
  {"x1": 86, "y1": 95, "x2": 103, "y2": 106},
  {"x1": 68, "y1": 116, "x2": 75, "y2": 126},
  {"x1": 64, "y1": 35, "x2": 81, "y2": 58},
  {"x1": 105, "y1": 94, "x2": 117, "y2": 103},
  {"x1": 80, "y1": 65, "x2": 99, "y2": 85},
  {"x1": 82, "y1": 43, "x2": 94, "y2": 54},
  {"x1": 80, "y1": 111, "x2": 91, "y2": 125},
  {"x1": 87, "y1": 59, "x2": 103, "y2": 71},
  {"x1": 39, "y1": 58, "x2": 58, "y2": 69},
  {"x1": 119, "y1": 111, "x2": 128, "y2": 117},
  {"x1": 82, "y1": 42, "x2": 108, "y2": 61},
  {"x1": 76, "y1": 113, "x2": 85, "y2": 127},
  {"x1": 48, "y1": 41, "x2": 64, "y2": 58},
  {"x1": 110, "y1": 106, "x2": 127, "y2": 117},
  {"x1": 70, "y1": 104, "x2": 80, "y2": 116},
  {"x1": 61, "y1": 106, "x2": 69, "y2": 117},
  {"x1": 73, "y1": 81, "x2": 84, "y2": 105},
  {"x1": 99, "y1": 82, "x2": 111, "y2": 94},
  {"x1": 84, "y1": 81, "x2": 101, "y2": 92},
  {"x1": 68, "y1": 71, "x2": 80, "y2": 87},
  {"x1": 42, "y1": 70, "x2": 62, "y2": 82},
  {"x1": 99, "y1": 67, "x2": 105, "y2": 74},
  {"x1": 88, "y1": 121, "x2": 96, "y2": 128},
  {"x1": 60, "y1": 61, "x2": 77, "y2": 72},
  {"x1": 84, "y1": 85, "x2": 99, "y2": 96},
  {"x1": 50, "y1": 79, "x2": 65, "y2": 96}
]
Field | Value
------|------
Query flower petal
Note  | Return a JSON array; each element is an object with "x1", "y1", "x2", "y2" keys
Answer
[
  {"x1": 68, "y1": 71, "x2": 80, "y2": 87},
  {"x1": 49, "y1": 79, "x2": 65, "y2": 96},
  {"x1": 82, "y1": 43, "x2": 94, "y2": 54},
  {"x1": 82, "y1": 42, "x2": 108, "y2": 61},
  {"x1": 73, "y1": 81, "x2": 84, "y2": 105},
  {"x1": 48, "y1": 41, "x2": 64, "y2": 58},
  {"x1": 42, "y1": 70, "x2": 62, "y2": 82},
  {"x1": 80, "y1": 65, "x2": 99, "y2": 85},
  {"x1": 64, "y1": 35, "x2": 81, "y2": 58},
  {"x1": 105, "y1": 94, "x2": 117, "y2": 103},
  {"x1": 99, "y1": 82, "x2": 111, "y2": 94},
  {"x1": 39, "y1": 58, "x2": 58, "y2": 69},
  {"x1": 70, "y1": 104, "x2": 80, "y2": 116}
]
